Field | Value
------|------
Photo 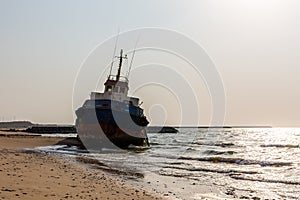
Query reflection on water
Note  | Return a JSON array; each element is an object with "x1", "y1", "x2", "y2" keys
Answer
[{"x1": 35, "y1": 128, "x2": 300, "y2": 199}]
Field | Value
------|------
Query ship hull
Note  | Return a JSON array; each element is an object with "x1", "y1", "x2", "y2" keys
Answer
[
  {"x1": 77, "y1": 123, "x2": 146, "y2": 149},
  {"x1": 76, "y1": 102, "x2": 149, "y2": 149}
]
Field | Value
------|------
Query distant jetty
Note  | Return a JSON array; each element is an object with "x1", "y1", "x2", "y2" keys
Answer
[
  {"x1": 0, "y1": 121, "x2": 76, "y2": 134},
  {"x1": 177, "y1": 126, "x2": 273, "y2": 129},
  {"x1": 25, "y1": 125, "x2": 77, "y2": 134},
  {"x1": 185, "y1": 126, "x2": 272, "y2": 128},
  {"x1": 0, "y1": 121, "x2": 180, "y2": 134},
  {"x1": 0, "y1": 121, "x2": 33, "y2": 129},
  {"x1": 0, "y1": 121, "x2": 271, "y2": 134}
]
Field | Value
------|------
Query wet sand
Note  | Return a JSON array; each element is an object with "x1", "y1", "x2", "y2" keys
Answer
[{"x1": 0, "y1": 131, "x2": 164, "y2": 200}]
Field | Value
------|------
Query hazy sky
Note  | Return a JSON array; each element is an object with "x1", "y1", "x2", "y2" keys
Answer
[{"x1": 0, "y1": 0, "x2": 300, "y2": 127}]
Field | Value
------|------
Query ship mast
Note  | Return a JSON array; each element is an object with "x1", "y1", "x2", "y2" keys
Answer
[{"x1": 116, "y1": 49, "x2": 127, "y2": 82}]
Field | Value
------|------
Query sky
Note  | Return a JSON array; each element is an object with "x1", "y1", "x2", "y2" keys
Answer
[{"x1": 0, "y1": 0, "x2": 300, "y2": 127}]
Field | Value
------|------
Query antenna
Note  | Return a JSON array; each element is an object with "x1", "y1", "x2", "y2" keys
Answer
[
  {"x1": 127, "y1": 34, "x2": 140, "y2": 78},
  {"x1": 116, "y1": 49, "x2": 127, "y2": 82},
  {"x1": 109, "y1": 28, "x2": 120, "y2": 76}
]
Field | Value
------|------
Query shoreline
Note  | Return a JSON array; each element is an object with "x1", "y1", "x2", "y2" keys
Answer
[{"x1": 0, "y1": 131, "x2": 164, "y2": 200}]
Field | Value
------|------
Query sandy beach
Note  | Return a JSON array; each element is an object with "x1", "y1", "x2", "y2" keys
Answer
[{"x1": 0, "y1": 131, "x2": 164, "y2": 200}]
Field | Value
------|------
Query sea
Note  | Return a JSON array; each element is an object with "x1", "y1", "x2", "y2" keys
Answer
[{"x1": 35, "y1": 128, "x2": 300, "y2": 200}]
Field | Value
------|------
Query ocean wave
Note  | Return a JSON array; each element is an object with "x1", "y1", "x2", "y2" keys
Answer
[
  {"x1": 230, "y1": 174, "x2": 300, "y2": 185},
  {"x1": 186, "y1": 147, "x2": 197, "y2": 151},
  {"x1": 261, "y1": 144, "x2": 300, "y2": 148},
  {"x1": 203, "y1": 150, "x2": 236, "y2": 155},
  {"x1": 192, "y1": 142, "x2": 235, "y2": 147},
  {"x1": 163, "y1": 165, "x2": 259, "y2": 175},
  {"x1": 149, "y1": 142, "x2": 160, "y2": 145},
  {"x1": 178, "y1": 156, "x2": 292, "y2": 167},
  {"x1": 76, "y1": 156, "x2": 144, "y2": 178}
]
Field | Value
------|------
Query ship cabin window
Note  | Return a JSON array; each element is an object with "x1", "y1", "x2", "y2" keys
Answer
[
  {"x1": 120, "y1": 87, "x2": 125, "y2": 94},
  {"x1": 113, "y1": 86, "x2": 119, "y2": 93},
  {"x1": 106, "y1": 85, "x2": 112, "y2": 92}
]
